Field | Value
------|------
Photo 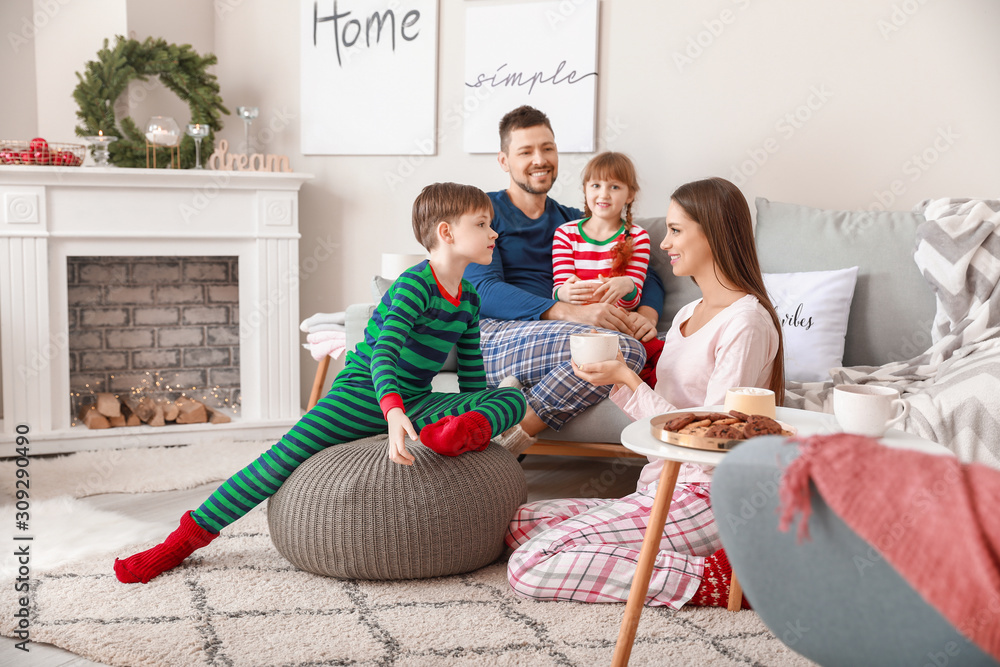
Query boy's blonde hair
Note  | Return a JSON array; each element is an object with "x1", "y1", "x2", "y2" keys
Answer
[{"x1": 412, "y1": 182, "x2": 494, "y2": 250}]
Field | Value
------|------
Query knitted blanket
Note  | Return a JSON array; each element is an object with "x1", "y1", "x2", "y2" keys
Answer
[
  {"x1": 778, "y1": 433, "x2": 1000, "y2": 660},
  {"x1": 784, "y1": 198, "x2": 1000, "y2": 468}
]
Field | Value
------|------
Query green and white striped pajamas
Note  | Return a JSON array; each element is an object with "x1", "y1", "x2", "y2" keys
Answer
[{"x1": 192, "y1": 261, "x2": 526, "y2": 533}]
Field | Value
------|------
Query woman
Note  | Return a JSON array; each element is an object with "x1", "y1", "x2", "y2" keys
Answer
[{"x1": 505, "y1": 177, "x2": 785, "y2": 608}]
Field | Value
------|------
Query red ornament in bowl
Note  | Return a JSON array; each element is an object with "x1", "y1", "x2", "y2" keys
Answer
[{"x1": 0, "y1": 139, "x2": 86, "y2": 166}]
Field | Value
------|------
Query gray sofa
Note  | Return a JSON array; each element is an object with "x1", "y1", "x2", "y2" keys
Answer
[{"x1": 345, "y1": 198, "x2": 937, "y2": 449}]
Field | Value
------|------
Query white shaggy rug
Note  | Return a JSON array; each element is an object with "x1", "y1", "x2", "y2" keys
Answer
[
  {"x1": 1, "y1": 507, "x2": 816, "y2": 667},
  {"x1": 0, "y1": 496, "x2": 170, "y2": 580},
  {"x1": 0, "y1": 438, "x2": 272, "y2": 500}
]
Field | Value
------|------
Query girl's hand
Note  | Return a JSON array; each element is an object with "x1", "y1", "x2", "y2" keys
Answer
[
  {"x1": 386, "y1": 408, "x2": 417, "y2": 466},
  {"x1": 558, "y1": 275, "x2": 599, "y2": 305},
  {"x1": 593, "y1": 276, "x2": 636, "y2": 305},
  {"x1": 571, "y1": 350, "x2": 629, "y2": 387}
]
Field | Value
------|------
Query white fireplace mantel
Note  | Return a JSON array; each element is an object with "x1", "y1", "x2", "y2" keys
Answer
[{"x1": 0, "y1": 166, "x2": 313, "y2": 455}]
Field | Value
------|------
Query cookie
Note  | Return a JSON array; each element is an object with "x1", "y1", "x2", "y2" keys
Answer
[
  {"x1": 728, "y1": 410, "x2": 750, "y2": 422},
  {"x1": 743, "y1": 414, "x2": 783, "y2": 437},
  {"x1": 663, "y1": 413, "x2": 698, "y2": 431},
  {"x1": 704, "y1": 424, "x2": 746, "y2": 440}
]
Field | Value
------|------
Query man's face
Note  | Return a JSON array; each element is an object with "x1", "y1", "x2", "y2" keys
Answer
[{"x1": 498, "y1": 125, "x2": 559, "y2": 195}]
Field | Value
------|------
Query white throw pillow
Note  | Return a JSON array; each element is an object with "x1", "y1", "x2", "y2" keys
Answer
[{"x1": 763, "y1": 267, "x2": 859, "y2": 382}]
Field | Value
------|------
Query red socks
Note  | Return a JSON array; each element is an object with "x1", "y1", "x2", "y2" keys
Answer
[
  {"x1": 114, "y1": 511, "x2": 218, "y2": 584},
  {"x1": 688, "y1": 548, "x2": 751, "y2": 609},
  {"x1": 420, "y1": 410, "x2": 493, "y2": 456}
]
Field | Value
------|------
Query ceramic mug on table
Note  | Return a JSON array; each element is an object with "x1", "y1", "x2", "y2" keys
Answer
[
  {"x1": 833, "y1": 384, "x2": 909, "y2": 437},
  {"x1": 570, "y1": 332, "x2": 620, "y2": 365}
]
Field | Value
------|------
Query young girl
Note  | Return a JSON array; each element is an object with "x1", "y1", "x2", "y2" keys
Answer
[
  {"x1": 506, "y1": 177, "x2": 785, "y2": 609},
  {"x1": 552, "y1": 152, "x2": 651, "y2": 311}
]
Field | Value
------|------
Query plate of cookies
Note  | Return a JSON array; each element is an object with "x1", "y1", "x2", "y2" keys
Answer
[{"x1": 650, "y1": 410, "x2": 795, "y2": 452}]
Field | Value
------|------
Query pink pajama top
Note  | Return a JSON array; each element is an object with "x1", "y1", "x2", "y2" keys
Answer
[{"x1": 609, "y1": 295, "x2": 780, "y2": 490}]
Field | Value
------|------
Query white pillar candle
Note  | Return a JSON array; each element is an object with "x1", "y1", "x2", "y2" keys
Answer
[{"x1": 724, "y1": 387, "x2": 776, "y2": 418}]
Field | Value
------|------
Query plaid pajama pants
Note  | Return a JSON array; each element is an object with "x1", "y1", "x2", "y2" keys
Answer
[
  {"x1": 479, "y1": 318, "x2": 646, "y2": 430},
  {"x1": 505, "y1": 481, "x2": 720, "y2": 608}
]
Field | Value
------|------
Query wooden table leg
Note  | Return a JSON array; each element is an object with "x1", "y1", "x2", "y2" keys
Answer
[
  {"x1": 611, "y1": 460, "x2": 681, "y2": 667},
  {"x1": 308, "y1": 355, "x2": 331, "y2": 410},
  {"x1": 726, "y1": 572, "x2": 743, "y2": 611}
]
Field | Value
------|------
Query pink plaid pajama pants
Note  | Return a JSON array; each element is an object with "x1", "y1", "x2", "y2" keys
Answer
[{"x1": 505, "y1": 480, "x2": 720, "y2": 609}]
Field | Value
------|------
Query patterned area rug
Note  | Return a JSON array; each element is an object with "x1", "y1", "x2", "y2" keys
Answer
[{"x1": 2, "y1": 507, "x2": 815, "y2": 667}]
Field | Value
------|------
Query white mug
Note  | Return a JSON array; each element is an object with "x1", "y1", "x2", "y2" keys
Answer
[
  {"x1": 570, "y1": 332, "x2": 620, "y2": 365},
  {"x1": 833, "y1": 384, "x2": 909, "y2": 437},
  {"x1": 724, "y1": 387, "x2": 776, "y2": 418}
]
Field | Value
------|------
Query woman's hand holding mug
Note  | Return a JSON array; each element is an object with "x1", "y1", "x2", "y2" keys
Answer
[{"x1": 571, "y1": 349, "x2": 628, "y2": 387}]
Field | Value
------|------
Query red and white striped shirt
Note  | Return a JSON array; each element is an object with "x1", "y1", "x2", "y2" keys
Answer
[{"x1": 552, "y1": 219, "x2": 651, "y2": 310}]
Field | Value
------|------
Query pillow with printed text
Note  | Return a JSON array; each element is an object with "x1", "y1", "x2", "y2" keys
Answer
[{"x1": 763, "y1": 266, "x2": 859, "y2": 382}]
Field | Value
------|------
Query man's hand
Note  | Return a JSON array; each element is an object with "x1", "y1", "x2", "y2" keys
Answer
[
  {"x1": 543, "y1": 301, "x2": 632, "y2": 333},
  {"x1": 627, "y1": 307, "x2": 658, "y2": 342},
  {"x1": 386, "y1": 408, "x2": 417, "y2": 466},
  {"x1": 593, "y1": 276, "x2": 635, "y2": 305}
]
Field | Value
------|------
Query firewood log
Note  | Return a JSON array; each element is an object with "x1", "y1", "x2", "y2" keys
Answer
[
  {"x1": 120, "y1": 401, "x2": 142, "y2": 427},
  {"x1": 81, "y1": 406, "x2": 110, "y2": 429},
  {"x1": 96, "y1": 392, "x2": 122, "y2": 418},
  {"x1": 134, "y1": 396, "x2": 157, "y2": 423},
  {"x1": 207, "y1": 407, "x2": 232, "y2": 424},
  {"x1": 147, "y1": 403, "x2": 166, "y2": 427},
  {"x1": 160, "y1": 399, "x2": 180, "y2": 422},
  {"x1": 176, "y1": 397, "x2": 208, "y2": 424}
]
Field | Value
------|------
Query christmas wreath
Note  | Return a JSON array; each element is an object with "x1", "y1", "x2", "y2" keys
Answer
[{"x1": 73, "y1": 36, "x2": 229, "y2": 168}]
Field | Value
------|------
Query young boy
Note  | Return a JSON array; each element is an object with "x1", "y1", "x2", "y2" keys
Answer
[{"x1": 114, "y1": 182, "x2": 527, "y2": 584}]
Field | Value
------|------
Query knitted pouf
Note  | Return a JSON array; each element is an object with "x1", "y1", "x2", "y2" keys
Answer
[{"x1": 267, "y1": 436, "x2": 527, "y2": 580}]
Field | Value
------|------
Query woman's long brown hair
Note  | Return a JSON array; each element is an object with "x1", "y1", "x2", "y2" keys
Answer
[{"x1": 670, "y1": 177, "x2": 785, "y2": 404}]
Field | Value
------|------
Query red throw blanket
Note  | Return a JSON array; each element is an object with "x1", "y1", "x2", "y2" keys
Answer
[{"x1": 778, "y1": 434, "x2": 1000, "y2": 660}]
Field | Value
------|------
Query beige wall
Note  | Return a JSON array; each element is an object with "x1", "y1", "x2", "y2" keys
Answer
[
  {"x1": 1, "y1": 0, "x2": 39, "y2": 139},
  {"x1": 4, "y1": 0, "x2": 1000, "y2": 408}
]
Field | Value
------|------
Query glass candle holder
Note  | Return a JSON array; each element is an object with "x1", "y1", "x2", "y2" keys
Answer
[
  {"x1": 185, "y1": 123, "x2": 210, "y2": 169},
  {"x1": 83, "y1": 132, "x2": 118, "y2": 167},
  {"x1": 236, "y1": 106, "x2": 259, "y2": 154},
  {"x1": 145, "y1": 116, "x2": 181, "y2": 146}
]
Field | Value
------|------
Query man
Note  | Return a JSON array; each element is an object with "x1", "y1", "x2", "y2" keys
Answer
[{"x1": 465, "y1": 106, "x2": 664, "y2": 452}]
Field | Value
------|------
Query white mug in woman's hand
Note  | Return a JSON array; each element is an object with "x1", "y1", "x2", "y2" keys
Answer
[
  {"x1": 833, "y1": 384, "x2": 909, "y2": 437},
  {"x1": 570, "y1": 332, "x2": 620, "y2": 365}
]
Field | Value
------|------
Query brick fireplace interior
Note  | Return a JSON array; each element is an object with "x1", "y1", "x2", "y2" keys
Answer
[{"x1": 67, "y1": 256, "x2": 241, "y2": 423}]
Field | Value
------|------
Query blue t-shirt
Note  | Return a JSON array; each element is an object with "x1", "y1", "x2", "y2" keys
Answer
[{"x1": 465, "y1": 190, "x2": 665, "y2": 321}]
